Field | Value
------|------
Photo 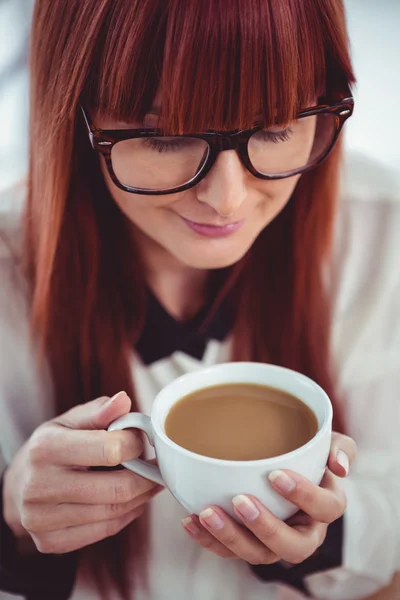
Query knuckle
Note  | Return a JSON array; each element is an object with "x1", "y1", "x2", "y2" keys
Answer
[
  {"x1": 221, "y1": 530, "x2": 239, "y2": 548},
  {"x1": 247, "y1": 554, "x2": 263, "y2": 566},
  {"x1": 321, "y1": 490, "x2": 347, "y2": 523},
  {"x1": 107, "y1": 503, "x2": 125, "y2": 518},
  {"x1": 29, "y1": 429, "x2": 55, "y2": 464},
  {"x1": 297, "y1": 484, "x2": 315, "y2": 507},
  {"x1": 289, "y1": 553, "x2": 307, "y2": 565},
  {"x1": 217, "y1": 548, "x2": 235, "y2": 559},
  {"x1": 261, "y1": 519, "x2": 279, "y2": 540},
  {"x1": 34, "y1": 534, "x2": 58, "y2": 555},
  {"x1": 265, "y1": 555, "x2": 280, "y2": 565},
  {"x1": 199, "y1": 535, "x2": 216, "y2": 550},
  {"x1": 112, "y1": 476, "x2": 135, "y2": 503},
  {"x1": 20, "y1": 507, "x2": 39, "y2": 533},
  {"x1": 334, "y1": 433, "x2": 358, "y2": 461},
  {"x1": 286, "y1": 546, "x2": 314, "y2": 564},
  {"x1": 103, "y1": 437, "x2": 123, "y2": 467},
  {"x1": 131, "y1": 433, "x2": 143, "y2": 458},
  {"x1": 22, "y1": 473, "x2": 43, "y2": 503},
  {"x1": 247, "y1": 549, "x2": 274, "y2": 566},
  {"x1": 287, "y1": 535, "x2": 321, "y2": 564}
]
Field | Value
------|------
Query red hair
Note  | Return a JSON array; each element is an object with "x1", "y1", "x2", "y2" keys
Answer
[{"x1": 26, "y1": 0, "x2": 355, "y2": 596}]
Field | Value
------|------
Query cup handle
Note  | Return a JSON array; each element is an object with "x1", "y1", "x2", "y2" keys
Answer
[{"x1": 107, "y1": 413, "x2": 165, "y2": 486}]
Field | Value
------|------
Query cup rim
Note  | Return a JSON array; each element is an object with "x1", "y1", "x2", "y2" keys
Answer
[{"x1": 151, "y1": 362, "x2": 333, "y2": 466}]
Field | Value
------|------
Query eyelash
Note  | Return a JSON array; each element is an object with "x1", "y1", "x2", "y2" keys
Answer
[
  {"x1": 143, "y1": 138, "x2": 192, "y2": 153},
  {"x1": 257, "y1": 128, "x2": 293, "y2": 143},
  {"x1": 142, "y1": 126, "x2": 293, "y2": 153}
]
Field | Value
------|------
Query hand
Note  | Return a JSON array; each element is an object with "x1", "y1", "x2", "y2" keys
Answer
[
  {"x1": 181, "y1": 432, "x2": 357, "y2": 564},
  {"x1": 3, "y1": 392, "x2": 162, "y2": 554}
]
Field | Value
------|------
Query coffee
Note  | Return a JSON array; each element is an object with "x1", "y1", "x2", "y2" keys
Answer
[{"x1": 165, "y1": 383, "x2": 318, "y2": 461}]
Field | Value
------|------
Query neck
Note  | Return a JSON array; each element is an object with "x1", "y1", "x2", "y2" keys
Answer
[{"x1": 135, "y1": 229, "x2": 209, "y2": 321}]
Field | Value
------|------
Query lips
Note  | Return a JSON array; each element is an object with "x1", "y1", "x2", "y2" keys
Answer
[{"x1": 181, "y1": 217, "x2": 244, "y2": 238}]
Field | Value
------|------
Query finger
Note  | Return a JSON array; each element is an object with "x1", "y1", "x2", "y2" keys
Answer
[
  {"x1": 286, "y1": 510, "x2": 313, "y2": 527},
  {"x1": 32, "y1": 507, "x2": 143, "y2": 554},
  {"x1": 268, "y1": 469, "x2": 346, "y2": 523},
  {"x1": 328, "y1": 432, "x2": 358, "y2": 478},
  {"x1": 23, "y1": 489, "x2": 160, "y2": 533},
  {"x1": 197, "y1": 507, "x2": 279, "y2": 565},
  {"x1": 29, "y1": 425, "x2": 144, "y2": 467},
  {"x1": 181, "y1": 515, "x2": 237, "y2": 559},
  {"x1": 232, "y1": 495, "x2": 327, "y2": 564},
  {"x1": 24, "y1": 468, "x2": 160, "y2": 505},
  {"x1": 54, "y1": 391, "x2": 131, "y2": 431}
]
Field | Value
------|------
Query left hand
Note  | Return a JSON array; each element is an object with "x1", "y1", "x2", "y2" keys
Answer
[{"x1": 181, "y1": 432, "x2": 357, "y2": 565}]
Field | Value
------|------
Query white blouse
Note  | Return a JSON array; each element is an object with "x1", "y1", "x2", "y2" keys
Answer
[{"x1": 0, "y1": 156, "x2": 399, "y2": 599}]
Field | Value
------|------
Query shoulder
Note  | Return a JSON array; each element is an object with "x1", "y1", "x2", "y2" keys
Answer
[{"x1": 332, "y1": 152, "x2": 400, "y2": 386}]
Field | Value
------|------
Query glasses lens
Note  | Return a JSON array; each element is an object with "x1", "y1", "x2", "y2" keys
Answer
[
  {"x1": 111, "y1": 136, "x2": 209, "y2": 191},
  {"x1": 248, "y1": 112, "x2": 337, "y2": 176}
]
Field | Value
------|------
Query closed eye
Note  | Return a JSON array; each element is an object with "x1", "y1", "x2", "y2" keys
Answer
[
  {"x1": 254, "y1": 128, "x2": 293, "y2": 144},
  {"x1": 142, "y1": 137, "x2": 198, "y2": 153}
]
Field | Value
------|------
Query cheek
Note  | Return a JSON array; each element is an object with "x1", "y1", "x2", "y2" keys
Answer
[
  {"x1": 257, "y1": 175, "x2": 301, "y2": 216},
  {"x1": 100, "y1": 157, "x2": 165, "y2": 226},
  {"x1": 276, "y1": 176, "x2": 301, "y2": 206},
  {"x1": 99, "y1": 156, "x2": 201, "y2": 223}
]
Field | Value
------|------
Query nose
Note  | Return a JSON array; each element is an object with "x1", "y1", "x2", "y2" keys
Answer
[{"x1": 195, "y1": 151, "x2": 247, "y2": 218}]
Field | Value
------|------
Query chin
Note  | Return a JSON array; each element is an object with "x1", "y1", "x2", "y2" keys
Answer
[{"x1": 172, "y1": 243, "x2": 252, "y2": 270}]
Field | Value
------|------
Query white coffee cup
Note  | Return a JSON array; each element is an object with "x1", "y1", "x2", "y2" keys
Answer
[{"x1": 108, "y1": 362, "x2": 332, "y2": 520}]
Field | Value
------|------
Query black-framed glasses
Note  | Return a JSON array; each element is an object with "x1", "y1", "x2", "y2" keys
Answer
[{"x1": 81, "y1": 93, "x2": 354, "y2": 196}]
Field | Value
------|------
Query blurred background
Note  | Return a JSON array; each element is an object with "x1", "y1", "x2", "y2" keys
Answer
[{"x1": 0, "y1": 0, "x2": 399, "y2": 204}]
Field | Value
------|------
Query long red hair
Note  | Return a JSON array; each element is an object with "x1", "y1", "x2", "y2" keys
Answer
[{"x1": 26, "y1": 0, "x2": 355, "y2": 596}]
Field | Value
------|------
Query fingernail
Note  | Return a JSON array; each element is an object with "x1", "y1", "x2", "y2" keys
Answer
[
  {"x1": 199, "y1": 508, "x2": 224, "y2": 530},
  {"x1": 232, "y1": 495, "x2": 260, "y2": 522},
  {"x1": 336, "y1": 450, "x2": 349, "y2": 475},
  {"x1": 182, "y1": 516, "x2": 201, "y2": 537},
  {"x1": 106, "y1": 391, "x2": 127, "y2": 407},
  {"x1": 268, "y1": 470, "x2": 296, "y2": 494}
]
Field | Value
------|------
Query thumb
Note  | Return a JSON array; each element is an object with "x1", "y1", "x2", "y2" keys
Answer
[{"x1": 55, "y1": 391, "x2": 132, "y2": 430}]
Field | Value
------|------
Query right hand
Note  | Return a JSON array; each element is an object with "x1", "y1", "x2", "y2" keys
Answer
[{"x1": 2, "y1": 392, "x2": 162, "y2": 554}]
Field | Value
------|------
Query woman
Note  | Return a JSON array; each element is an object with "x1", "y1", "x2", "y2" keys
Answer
[{"x1": 0, "y1": 0, "x2": 399, "y2": 599}]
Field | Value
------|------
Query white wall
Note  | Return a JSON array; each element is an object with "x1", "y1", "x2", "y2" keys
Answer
[
  {"x1": 0, "y1": 0, "x2": 31, "y2": 197},
  {"x1": 345, "y1": 0, "x2": 400, "y2": 172}
]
